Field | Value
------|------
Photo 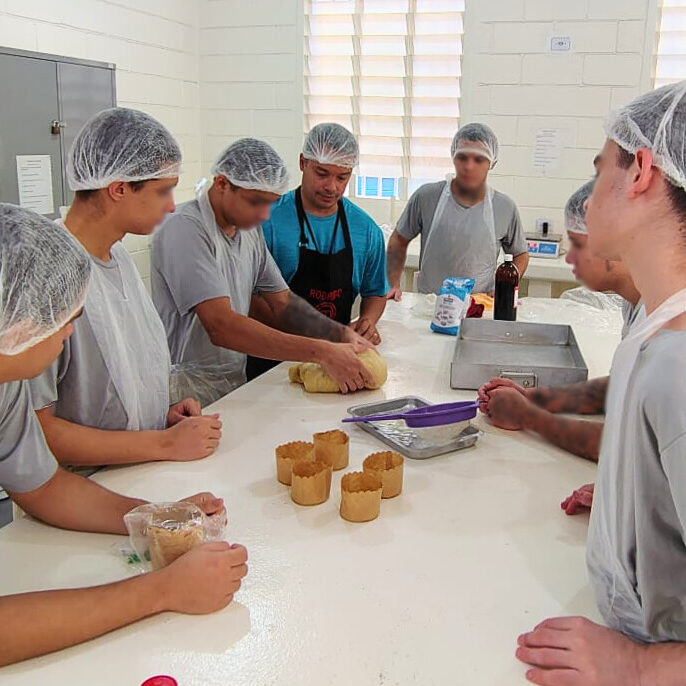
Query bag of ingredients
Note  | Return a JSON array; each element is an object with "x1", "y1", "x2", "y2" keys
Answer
[
  {"x1": 430, "y1": 277, "x2": 475, "y2": 335},
  {"x1": 123, "y1": 501, "x2": 227, "y2": 571}
]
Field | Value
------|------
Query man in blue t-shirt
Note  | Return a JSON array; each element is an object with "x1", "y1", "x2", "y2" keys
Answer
[{"x1": 261, "y1": 123, "x2": 388, "y2": 333}]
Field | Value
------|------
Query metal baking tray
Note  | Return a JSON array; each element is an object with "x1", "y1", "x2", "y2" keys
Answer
[
  {"x1": 450, "y1": 319, "x2": 588, "y2": 390},
  {"x1": 346, "y1": 396, "x2": 481, "y2": 460}
]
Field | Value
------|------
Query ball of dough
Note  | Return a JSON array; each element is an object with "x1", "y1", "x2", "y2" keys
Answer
[
  {"x1": 288, "y1": 365, "x2": 303, "y2": 384},
  {"x1": 288, "y1": 349, "x2": 387, "y2": 393}
]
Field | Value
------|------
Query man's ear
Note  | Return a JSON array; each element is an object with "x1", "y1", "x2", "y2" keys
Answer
[
  {"x1": 107, "y1": 182, "x2": 126, "y2": 202},
  {"x1": 214, "y1": 175, "x2": 230, "y2": 192},
  {"x1": 299, "y1": 154, "x2": 306, "y2": 173},
  {"x1": 628, "y1": 148, "x2": 656, "y2": 199}
]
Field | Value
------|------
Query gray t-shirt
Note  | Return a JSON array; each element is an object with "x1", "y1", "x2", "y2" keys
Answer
[
  {"x1": 29, "y1": 252, "x2": 127, "y2": 428},
  {"x1": 396, "y1": 181, "x2": 526, "y2": 286},
  {"x1": 28, "y1": 250, "x2": 161, "y2": 430},
  {"x1": 0, "y1": 380, "x2": 57, "y2": 493},
  {"x1": 151, "y1": 198, "x2": 287, "y2": 404},
  {"x1": 592, "y1": 330, "x2": 686, "y2": 641}
]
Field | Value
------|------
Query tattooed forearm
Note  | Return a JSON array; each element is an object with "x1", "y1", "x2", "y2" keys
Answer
[
  {"x1": 527, "y1": 377, "x2": 609, "y2": 415},
  {"x1": 526, "y1": 409, "x2": 603, "y2": 462},
  {"x1": 275, "y1": 292, "x2": 348, "y2": 342}
]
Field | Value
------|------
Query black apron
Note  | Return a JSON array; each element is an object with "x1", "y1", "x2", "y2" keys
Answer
[{"x1": 246, "y1": 187, "x2": 355, "y2": 380}]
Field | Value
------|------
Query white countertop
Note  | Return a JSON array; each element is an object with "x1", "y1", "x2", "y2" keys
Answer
[
  {"x1": 524, "y1": 254, "x2": 576, "y2": 282},
  {"x1": 0, "y1": 295, "x2": 621, "y2": 685},
  {"x1": 402, "y1": 239, "x2": 576, "y2": 283}
]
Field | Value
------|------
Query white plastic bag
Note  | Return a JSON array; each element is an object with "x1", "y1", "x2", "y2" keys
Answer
[
  {"x1": 123, "y1": 501, "x2": 228, "y2": 571},
  {"x1": 560, "y1": 287, "x2": 624, "y2": 312}
]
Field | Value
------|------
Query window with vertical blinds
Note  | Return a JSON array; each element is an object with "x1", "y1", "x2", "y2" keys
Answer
[
  {"x1": 304, "y1": 0, "x2": 464, "y2": 199},
  {"x1": 655, "y1": 0, "x2": 686, "y2": 87}
]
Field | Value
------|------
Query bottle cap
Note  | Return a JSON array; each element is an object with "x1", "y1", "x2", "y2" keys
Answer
[{"x1": 140, "y1": 677, "x2": 178, "y2": 686}]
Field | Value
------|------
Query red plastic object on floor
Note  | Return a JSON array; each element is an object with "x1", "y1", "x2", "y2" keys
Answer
[{"x1": 140, "y1": 677, "x2": 178, "y2": 686}]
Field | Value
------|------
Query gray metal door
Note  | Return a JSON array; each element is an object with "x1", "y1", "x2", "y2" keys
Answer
[
  {"x1": 0, "y1": 49, "x2": 115, "y2": 523},
  {"x1": 57, "y1": 61, "x2": 117, "y2": 207},
  {"x1": 0, "y1": 52, "x2": 63, "y2": 218}
]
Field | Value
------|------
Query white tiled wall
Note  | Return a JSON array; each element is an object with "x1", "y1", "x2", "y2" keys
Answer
[
  {"x1": 198, "y1": 0, "x2": 304, "y2": 184},
  {"x1": 458, "y1": 0, "x2": 661, "y2": 235},
  {"x1": 0, "y1": 0, "x2": 662, "y2": 280}
]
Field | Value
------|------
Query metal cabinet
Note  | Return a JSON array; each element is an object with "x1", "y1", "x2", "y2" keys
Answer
[
  {"x1": 0, "y1": 46, "x2": 116, "y2": 219},
  {"x1": 0, "y1": 47, "x2": 116, "y2": 521}
]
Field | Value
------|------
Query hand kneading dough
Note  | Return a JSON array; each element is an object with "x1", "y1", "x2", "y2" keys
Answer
[{"x1": 288, "y1": 349, "x2": 387, "y2": 393}]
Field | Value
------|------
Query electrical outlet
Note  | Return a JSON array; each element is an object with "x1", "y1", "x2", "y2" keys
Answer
[{"x1": 550, "y1": 36, "x2": 571, "y2": 51}]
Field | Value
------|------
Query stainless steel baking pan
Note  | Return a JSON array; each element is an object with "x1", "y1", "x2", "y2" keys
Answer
[
  {"x1": 450, "y1": 318, "x2": 588, "y2": 390},
  {"x1": 346, "y1": 396, "x2": 481, "y2": 460}
]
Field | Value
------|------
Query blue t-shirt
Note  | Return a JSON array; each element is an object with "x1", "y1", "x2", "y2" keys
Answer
[{"x1": 262, "y1": 191, "x2": 389, "y2": 300}]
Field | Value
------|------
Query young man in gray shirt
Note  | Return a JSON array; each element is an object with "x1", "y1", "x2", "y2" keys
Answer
[
  {"x1": 478, "y1": 180, "x2": 643, "y2": 473},
  {"x1": 30, "y1": 108, "x2": 222, "y2": 469},
  {"x1": 151, "y1": 138, "x2": 375, "y2": 407},
  {"x1": 516, "y1": 82, "x2": 686, "y2": 686},
  {"x1": 0, "y1": 204, "x2": 246, "y2": 666},
  {"x1": 386, "y1": 123, "x2": 529, "y2": 296}
]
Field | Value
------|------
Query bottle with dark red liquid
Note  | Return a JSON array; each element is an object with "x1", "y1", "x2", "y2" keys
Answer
[{"x1": 494, "y1": 254, "x2": 519, "y2": 321}]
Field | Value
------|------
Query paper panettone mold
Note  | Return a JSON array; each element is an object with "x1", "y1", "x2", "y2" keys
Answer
[
  {"x1": 340, "y1": 471, "x2": 382, "y2": 522},
  {"x1": 124, "y1": 502, "x2": 203, "y2": 571},
  {"x1": 291, "y1": 459, "x2": 333, "y2": 506},
  {"x1": 275, "y1": 441, "x2": 314, "y2": 485},
  {"x1": 363, "y1": 451, "x2": 404, "y2": 498},
  {"x1": 313, "y1": 429, "x2": 350, "y2": 470}
]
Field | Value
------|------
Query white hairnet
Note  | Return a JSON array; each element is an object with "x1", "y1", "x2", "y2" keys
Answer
[
  {"x1": 451, "y1": 123, "x2": 499, "y2": 166},
  {"x1": 0, "y1": 204, "x2": 91, "y2": 355},
  {"x1": 67, "y1": 107, "x2": 182, "y2": 191},
  {"x1": 211, "y1": 138, "x2": 290, "y2": 194},
  {"x1": 605, "y1": 80, "x2": 686, "y2": 191},
  {"x1": 565, "y1": 180, "x2": 595, "y2": 235},
  {"x1": 302, "y1": 123, "x2": 359, "y2": 168}
]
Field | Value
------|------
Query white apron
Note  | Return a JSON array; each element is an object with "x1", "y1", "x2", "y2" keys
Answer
[
  {"x1": 417, "y1": 180, "x2": 497, "y2": 294},
  {"x1": 84, "y1": 241, "x2": 170, "y2": 430},
  {"x1": 588, "y1": 286, "x2": 686, "y2": 640}
]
